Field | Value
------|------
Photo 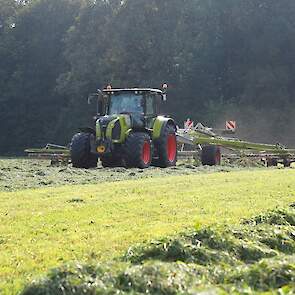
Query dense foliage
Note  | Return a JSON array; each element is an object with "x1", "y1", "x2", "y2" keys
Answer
[{"x1": 1, "y1": 0, "x2": 295, "y2": 154}]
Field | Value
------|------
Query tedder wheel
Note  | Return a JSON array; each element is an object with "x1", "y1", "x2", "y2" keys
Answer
[
  {"x1": 266, "y1": 158, "x2": 278, "y2": 167},
  {"x1": 70, "y1": 133, "x2": 98, "y2": 168},
  {"x1": 201, "y1": 145, "x2": 221, "y2": 166},
  {"x1": 155, "y1": 125, "x2": 177, "y2": 168},
  {"x1": 124, "y1": 132, "x2": 152, "y2": 168},
  {"x1": 283, "y1": 159, "x2": 291, "y2": 168}
]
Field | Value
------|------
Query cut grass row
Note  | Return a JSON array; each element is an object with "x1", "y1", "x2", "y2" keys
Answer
[
  {"x1": 0, "y1": 169, "x2": 295, "y2": 294},
  {"x1": 23, "y1": 206, "x2": 295, "y2": 294},
  {"x1": 0, "y1": 158, "x2": 259, "y2": 192}
]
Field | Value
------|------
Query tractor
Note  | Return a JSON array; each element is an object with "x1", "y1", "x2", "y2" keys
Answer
[{"x1": 70, "y1": 85, "x2": 177, "y2": 169}]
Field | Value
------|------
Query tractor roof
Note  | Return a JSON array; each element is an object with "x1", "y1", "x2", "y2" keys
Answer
[{"x1": 102, "y1": 88, "x2": 163, "y2": 95}]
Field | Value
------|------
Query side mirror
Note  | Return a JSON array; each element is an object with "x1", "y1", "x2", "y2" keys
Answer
[
  {"x1": 87, "y1": 89, "x2": 104, "y2": 116},
  {"x1": 87, "y1": 89, "x2": 103, "y2": 104},
  {"x1": 162, "y1": 83, "x2": 168, "y2": 101}
]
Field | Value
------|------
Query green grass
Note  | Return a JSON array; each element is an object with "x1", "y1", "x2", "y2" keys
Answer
[
  {"x1": 0, "y1": 169, "x2": 295, "y2": 294},
  {"x1": 23, "y1": 206, "x2": 295, "y2": 294}
]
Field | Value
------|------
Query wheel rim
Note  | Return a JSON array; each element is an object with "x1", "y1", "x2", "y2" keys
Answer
[
  {"x1": 142, "y1": 141, "x2": 151, "y2": 165},
  {"x1": 167, "y1": 134, "x2": 177, "y2": 162}
]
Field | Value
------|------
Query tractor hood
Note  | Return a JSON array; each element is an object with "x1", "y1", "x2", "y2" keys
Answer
[
  {"x1": 98, "y1": 115, "x2": 117, "y2": 129},
  {"x1": 96, "y1": 113, "x2": 145, "y2": 144},
  {"x1": 96, "y1": 114, "x2": 133, "y2": 144}
]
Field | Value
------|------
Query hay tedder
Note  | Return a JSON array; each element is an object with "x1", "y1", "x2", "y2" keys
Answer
[
  {"x1": 177, "y1": 123, "x2": 295, "y2": 167},
  {"x1": 26, "y1": 85, "x2": 295, "y2": 168}
]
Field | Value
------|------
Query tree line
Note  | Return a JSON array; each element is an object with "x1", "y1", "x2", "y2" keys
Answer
[{"x1": 1, "y1": 0, "x2": 295, "y2": 154}]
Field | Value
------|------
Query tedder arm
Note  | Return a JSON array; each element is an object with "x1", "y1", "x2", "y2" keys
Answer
[
  {"x1": 177, "y1": 123, "x2": 295, "y2": 156},
  {"x1": 25, "y1": 144, "x2": 70, "y2": 165}
]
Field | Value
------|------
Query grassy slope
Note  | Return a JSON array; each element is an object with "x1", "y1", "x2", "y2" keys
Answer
[{"x1": 0, "y1": 169, "x2": 295, "y2": 294}]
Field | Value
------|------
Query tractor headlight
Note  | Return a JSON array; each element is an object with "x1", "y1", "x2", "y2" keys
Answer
[{"x1": 97, "y1": 145, "x2": 106, "y2": 153}]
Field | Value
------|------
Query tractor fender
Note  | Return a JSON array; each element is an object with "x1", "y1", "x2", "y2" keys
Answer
[
  {"x1": 79, "y1": 127, "x2": 96, "y2": 135},
  {"x1": 152, "y1": 116, "x2": 176, "y2": 140}
]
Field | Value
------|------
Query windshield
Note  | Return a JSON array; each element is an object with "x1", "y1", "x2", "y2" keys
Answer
[{"x1": 108, "y1": 93, "x2": 144, "y2": 115}]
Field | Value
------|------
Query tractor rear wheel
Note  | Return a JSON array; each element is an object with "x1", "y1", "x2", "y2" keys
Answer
[
  {"x1": 156, "y1": 125, "x2": 177, "y2": 168},
  {"x1": 201, "y1": 145, "x2": 221, "y2": 166},
  {"x1": 70, "y1": 133, "x2": 98, "y2": 168},
  {"x1": 124, "y1": 132, "x2": 152, "y2": 168}
]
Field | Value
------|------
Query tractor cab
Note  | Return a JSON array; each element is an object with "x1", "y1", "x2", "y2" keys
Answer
[
  {"x1": 88, "y1": 86, "x2": 167, "y2": 115},
  {"x1": 101, "y1": 87, "x2": 166, "y2": 129}
]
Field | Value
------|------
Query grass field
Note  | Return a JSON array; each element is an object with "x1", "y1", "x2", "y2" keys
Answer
[
  {"x1": 0, "y1": 158, "x2": 255, "y2": 192},
  {"x1": 0, "y1": 160, "x2": 294, "y2": 294}
]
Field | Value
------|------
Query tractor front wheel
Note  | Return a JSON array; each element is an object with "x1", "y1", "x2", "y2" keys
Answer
[
  {"x1": 70, "y1": 133, "x2": 98, "y2": 168},
  {"x1": 124, "y1": 132, "x2": 152, "y2": 168},
  {"x1": 201, "y1": 145, "x2": 221, "y2": 166},
  {"x1": 156, "y1": 125, "x2": 177, "y2": 168}
]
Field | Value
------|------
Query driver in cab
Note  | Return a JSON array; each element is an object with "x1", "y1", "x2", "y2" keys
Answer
[{"x1": 110, "y1": 94, "x2": 143, "y2": 115}]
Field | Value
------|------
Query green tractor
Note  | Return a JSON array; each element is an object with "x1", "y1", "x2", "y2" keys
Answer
[{"x1": 70, "y1": 86, "x2": 177, "y2": 169}]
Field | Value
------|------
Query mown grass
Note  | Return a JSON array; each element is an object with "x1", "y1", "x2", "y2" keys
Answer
[
  {"x1": 0, "y1": 158, "x2": 262, "y2": 192},
  {"x1": 23, "y1": 205, "x2": 295, "y2": 294},
  {"x1": 0, "y1": 169, "x2": 295, "y2": 294}
]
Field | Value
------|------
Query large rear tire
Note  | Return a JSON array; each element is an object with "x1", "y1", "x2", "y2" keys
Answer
[
  {"x1": 155, "y1": 125, "x2": 177, "y2": 168},
  {"x1": 201, "y1": 145, "x2": 221, "y2": 166},
  {"x1": 70, "y1": 133, "x2": 98, "y2": 168},
  {"x1": 124, "y1": 132, "x2": 152, "y2": 169}
]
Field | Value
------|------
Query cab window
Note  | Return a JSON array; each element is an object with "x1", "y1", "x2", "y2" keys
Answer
[
  {"x1": 145, "y1": 95, "x2": 155, "y2": 115},
  {"x1": 109, "y1": 93, "x2": 143, "y2": 115}
]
